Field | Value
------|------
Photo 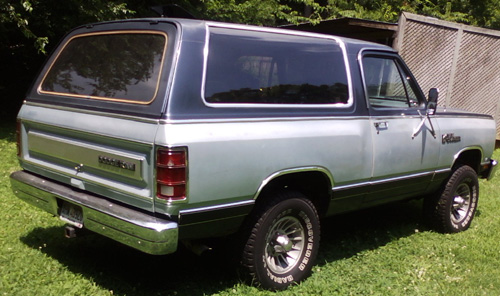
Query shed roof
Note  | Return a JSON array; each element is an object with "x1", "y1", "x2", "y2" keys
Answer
[{"x1": 281, "y1": 18, "x2": 398, "y2": 46}]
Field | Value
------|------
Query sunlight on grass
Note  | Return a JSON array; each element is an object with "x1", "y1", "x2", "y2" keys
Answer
[{"x1": 1, "y1": 120, "x2": 500, "y2": 295}]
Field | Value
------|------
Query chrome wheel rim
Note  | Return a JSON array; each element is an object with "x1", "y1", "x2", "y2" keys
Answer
[
  {"x1": 451, "y1": 183, "x2": 472, "y2": 223},
  {"x1": 264, "y1": 215, "x2": 305, "y2": 274}
]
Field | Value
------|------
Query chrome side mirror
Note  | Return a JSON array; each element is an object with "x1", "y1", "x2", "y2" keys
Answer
[
  {"x1": 427, "y1": 88, "x2": 439, "y2": 114},
  {"x1": 412, "y1": 88, "x2": 438, "y2": 139}
]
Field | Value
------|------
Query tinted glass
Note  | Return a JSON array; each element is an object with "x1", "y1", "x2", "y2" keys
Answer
[
  {"x1": 40, "y1": 32, "x2": 166, "y2": 103},
  {"x1": 363, "y1": 56, "x2": 420, "y2": 108},
  {"x1": 205, "y1": 28, "x2": 349, "y2": 105}
]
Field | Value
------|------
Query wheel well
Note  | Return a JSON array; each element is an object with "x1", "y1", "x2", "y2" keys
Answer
[
  {"x1": 453, "y1": 149, "x2": 482, "y2": 173},
  {"x1": 255, "y1": 171, "x2": 332, "y2": 218}
]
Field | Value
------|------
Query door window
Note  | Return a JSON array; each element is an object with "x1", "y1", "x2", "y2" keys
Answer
[{"x1": 363, "y1": 56, "x2": 421, "y2": 109}]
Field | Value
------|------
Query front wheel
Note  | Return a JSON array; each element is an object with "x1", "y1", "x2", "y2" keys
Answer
[
  {"x1": 242, "y1": 191, "x2": 320, "y2": 290},
  {"x1": 424, "y1": 165, "x2": 479, "y2": 233}
]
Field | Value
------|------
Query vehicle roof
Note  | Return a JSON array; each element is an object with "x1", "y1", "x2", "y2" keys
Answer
[{"x1": 75, "y1": 17, "x2": 395, "y2": 53}]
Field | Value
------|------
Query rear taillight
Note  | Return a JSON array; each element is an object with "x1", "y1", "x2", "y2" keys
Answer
[
  {"x1": 16, "y1": 120, "x2": 21, "y2": 157},
  {"x1": 156, "y1": 148, "x2": 187, "y2": 201}
]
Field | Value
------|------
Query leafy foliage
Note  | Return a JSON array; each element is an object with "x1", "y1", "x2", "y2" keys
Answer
[
  {"x1": 199, "y1": 0, "x2": 325, "y2": 26},
  {"x1": 321, "y1": 0, "x2": 500, "y2": 26},
  {"x1": 0, "y1": 0, "x2": 134, "y2": 53},
  {"x1": 2, "y1": 0, "x2": 500, "y2": 121},
  {"x1": 0, "y1": 0, "x2": 47, "y2": 52},
  {"x1": 0, "y1": 0, "x2": 134, "y2": 121}
]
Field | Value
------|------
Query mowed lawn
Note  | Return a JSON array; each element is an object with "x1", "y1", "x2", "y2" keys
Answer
[{"x1": 1, "y1": 120, "x2": 500, "y2": 295}]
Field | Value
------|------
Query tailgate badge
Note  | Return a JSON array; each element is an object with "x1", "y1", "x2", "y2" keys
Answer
[{"x1": 98, "y1": 155, "x2": 136, "y2": 171}]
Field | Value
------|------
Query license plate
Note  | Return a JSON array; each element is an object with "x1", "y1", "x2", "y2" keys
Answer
[{"x1": 60, "y1": 202, "x2": 83, "y2": 228}]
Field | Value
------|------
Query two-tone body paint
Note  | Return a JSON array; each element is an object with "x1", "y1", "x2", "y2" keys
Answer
[
  {"x1": 434, "y1": 111, "x2": 496, "y2": 168},
  {"x1": 154, "y1": 115, "x2": 373, "y2": 207},
  {"x1": 17, "y1": 103, "x2": 158, "y2": 212},
  {"x1": 10, "y1": 18, "x2": 497, "y2": 253}
]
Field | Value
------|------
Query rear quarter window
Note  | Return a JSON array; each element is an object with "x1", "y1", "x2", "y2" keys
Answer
[
  {"x1": 39, "y1": 31, "x2": 167, "y2": 104},
  {"x1": 204, "y1": 27, "x2": 351, "y2": 107}
]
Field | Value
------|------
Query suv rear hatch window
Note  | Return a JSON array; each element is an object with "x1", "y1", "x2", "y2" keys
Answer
[{"x1": 39, "y1": 31, "x2": 167, "y2": 104}]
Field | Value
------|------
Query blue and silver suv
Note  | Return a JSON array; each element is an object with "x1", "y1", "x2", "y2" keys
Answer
[{"x1": 10, "y1": 18, "x2": 497, "y2": 289}]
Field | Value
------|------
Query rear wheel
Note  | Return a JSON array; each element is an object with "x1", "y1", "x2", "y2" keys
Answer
[
  {"x1": 242, "y1": 191, "x2": 320, "y2": 290},
  {"x1": 424, "y1": 165, "x2": 479, "y2": 233}
]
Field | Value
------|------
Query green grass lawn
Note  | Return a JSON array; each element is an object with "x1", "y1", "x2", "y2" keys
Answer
[{"x1": 1, "y1": 120, "x2": 500, "y2": 295}]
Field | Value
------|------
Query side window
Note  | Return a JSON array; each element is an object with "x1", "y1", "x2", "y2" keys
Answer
[
  {"x1": 363, "y1": 56, "x2": 420, "y2": 109},
  {"x1": 205, "y1": 28, "x2": 350, "y2": 106}
]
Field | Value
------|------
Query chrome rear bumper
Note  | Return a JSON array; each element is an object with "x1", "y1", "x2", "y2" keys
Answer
[{"x1": 10, "y1": 170, "x2": 178, "y2": 255}]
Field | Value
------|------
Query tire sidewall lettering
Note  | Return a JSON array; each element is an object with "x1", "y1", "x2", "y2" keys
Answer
[
  {"x1": 459, "y1": 184, "x2": 477, "y2": 228},
  {"x1": 449, "y1": 170, "x2": 478, "y2": 231},
  {"x1": 263, "y1": 204, "x2": 316, "y2": 284},
  {"x1": 266, "y1": 269, "x2": 294, "y2": 284}
]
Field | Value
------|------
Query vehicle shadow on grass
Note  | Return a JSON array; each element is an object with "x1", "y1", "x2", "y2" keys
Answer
[
  {"x1": 21, "y1": 226, "x2": 241, "y2": 296},
  {"x1": 21, "y1": 199, "x2": 429, "y2": 295},
  {"x1": 318, "y1": 199, "x2": 429, "y2": 263}
]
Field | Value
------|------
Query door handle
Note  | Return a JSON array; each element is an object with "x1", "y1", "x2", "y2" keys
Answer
[
  {"x1": 374, "y1": 121, "x2": 388, "y2": 129},
  {"x1": 374, "y1": 121, "x2": 388, "y2": 134}
]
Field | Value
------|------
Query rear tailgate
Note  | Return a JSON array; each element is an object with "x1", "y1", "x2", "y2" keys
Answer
[
  {"x1": 18, "y1": 104, "x2": 158, "y2": 211},
  {"x1": 15, "y1": 21, "x2": 179, "y2": 212}
]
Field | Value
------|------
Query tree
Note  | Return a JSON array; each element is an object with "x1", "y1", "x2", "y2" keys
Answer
[
  {"x1": 0, "y1": 0, "x2": 134, "y2": 120},
  {"x1": 2, "y1": 0, "x2": 500, "y2": 121},
  {"x1": 322, "y1": 0, "x2": 500, "y2": 27},
  {"x1": 198, "y1": 0, "x2": 325, "y2": 26}
]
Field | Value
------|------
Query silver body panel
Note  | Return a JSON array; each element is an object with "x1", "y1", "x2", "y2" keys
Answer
[
  {"x1": 155, "y1": 117, "x2": 373, "y2": 209},
  {"x1": 18, "y1": 104, "x2": 158, "y2": 211},
  {"x1": 434, "y1": 114, "x2": 496, "y2": 167}
]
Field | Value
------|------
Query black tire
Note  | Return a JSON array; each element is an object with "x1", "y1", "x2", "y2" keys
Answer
[
  {"x1": 424, "y1": 165, "x2": 479, "y2": 233},
  {"x1": 241, "y1": 191, "x2": 320, "y2": 290}
]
